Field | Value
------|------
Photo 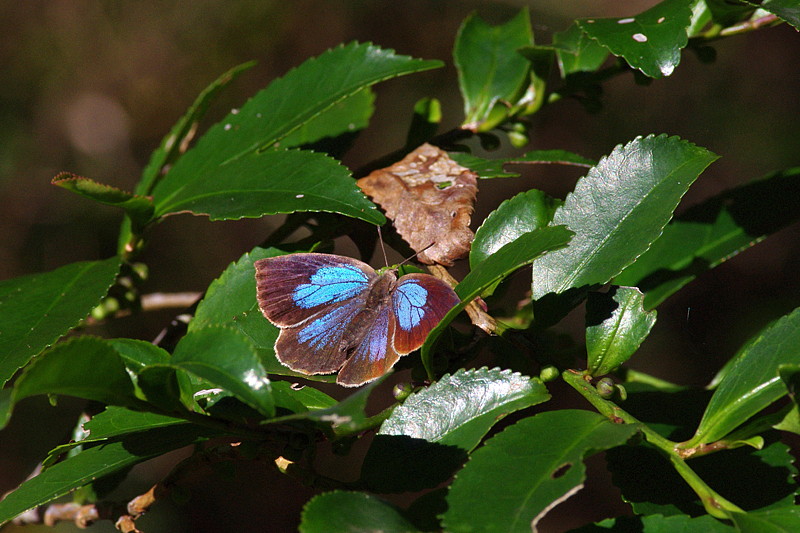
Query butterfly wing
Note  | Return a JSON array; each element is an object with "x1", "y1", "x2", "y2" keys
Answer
[
  {"x1": 337, "y1": 303, "x2": 400, "y2": 387},
  {"x1": 337, "y1": 273, "x2": 460, "y2": 387},
  {"x1": 391, "y1": 273, "x2": 460, "y2": 354},
  {"x1": 255, "y1": 253, "x2": 376, "y2": 375}
]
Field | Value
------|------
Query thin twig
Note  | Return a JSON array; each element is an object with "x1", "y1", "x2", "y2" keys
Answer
[{"x1": 140, "y1": 292, "x2": 202, "y2": 311}]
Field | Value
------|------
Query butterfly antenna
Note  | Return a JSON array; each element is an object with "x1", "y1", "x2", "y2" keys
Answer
[
  {"x1": 377, "y1": 225, "x2": 390, "y2": 268},
  {"x1": 397, "y1": 242, "x2": 436, "y2": 268}
]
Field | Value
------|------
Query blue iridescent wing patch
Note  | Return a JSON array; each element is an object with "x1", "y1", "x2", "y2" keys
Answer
[
  {"x1": 256, "y1": 253, "x2": 374, "y2": 328},
  {"x1": 256, "y1": 253, "x2": 373, "y2": 375},
  {"x1": 255, "y1": 253, "x2": 460, "y2": 387},
  {"x1": 337, "y1": 304, "x2": 399, "y2": 387},
  {"x1": 391, "y1": 274, "x2": 461, "y2": 354}
]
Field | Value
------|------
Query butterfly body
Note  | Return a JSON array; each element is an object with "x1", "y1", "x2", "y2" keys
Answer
[{"x1": 254, "y1": 253, "x2": 459, "y2": 386}]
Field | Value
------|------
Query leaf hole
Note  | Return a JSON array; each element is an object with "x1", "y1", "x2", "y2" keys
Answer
[{"x1": 552, "y1": 462, "x2": 572, "y2": 479}]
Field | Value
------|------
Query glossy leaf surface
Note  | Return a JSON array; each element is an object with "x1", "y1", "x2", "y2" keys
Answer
[
  {"x1": 152, "y1": 43, "x2": 441, "y2": 223},
  {"x1": 689, "y1": 307, "x2": 800, "y2": 446},
  {"x1": 361, "y1": 368, "x2": 549, "y2": 492},
  {"x1": 586, "y1": 287, "x2": 657, "y2": 376},
  {"x1": 171, "y1": 326, "x2": 274, "y2": 418},
  {"x1": 531, "y1": 135, "x2": 717, "y2": 299},
  {"x1": 760, "y1": 0, "x2": 800, "y2": 29},
  {"x1": 278, "y1": 88, "x2": 375, "y2": 151},
  {"x1": 442, "y1": 410, "x2": 637, "y2": 533},
  {"x1": 421, "y1": 226, "x2": 573, "y2": 373},
  {"x1": 614, "y1": 167, "x2": 800, "y2": 308},
  {"x1": 0, "y1": 257, "x2": 121, "y2": 387},
  {"x1": 577, "y1": 0, "x2": 693, "y2": 78},
  {"x1": 153, "y1": 149, "x2": 382, "y2": 223},
  {"x1": 471, "y1": 189, "x2": 560, "y2": 268}
]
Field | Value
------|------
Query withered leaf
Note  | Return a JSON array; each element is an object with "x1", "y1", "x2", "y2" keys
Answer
[{"x1": 357, "y1": 143, "x2": 477, "y2": 266}]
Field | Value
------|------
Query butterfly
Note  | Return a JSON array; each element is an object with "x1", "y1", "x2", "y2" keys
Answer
[{"x1": 254, "y1": 253, "x2": 460, "y2": 387}]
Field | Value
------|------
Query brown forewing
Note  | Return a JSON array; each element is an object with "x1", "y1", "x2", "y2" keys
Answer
[{"x1": 357, "y1": 143, "x2": 477, "y2": 266}]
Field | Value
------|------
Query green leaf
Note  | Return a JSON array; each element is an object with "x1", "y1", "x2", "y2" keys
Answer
[
  {"x1": 779, "y1": 364, "x2": 800, "y2": 400},
  {"x1": 278, "y1": 88, "x2": 375, "y2": 151},
  {"x1": 759, "y1": 0, "x2": 800, "y2": 29},
  {"x1": 52, "y1": 173, "x2": 154, "y2": 228},
  {"x1": 586, "y1": 286, "x2": 657, "y2": 376},
  {"x1": 191, "y1": 247, "x2": 283, "y2": 332},
  {"x1": 43, "y1": 406, "x2": 188, "y2": 465},
  {"x1": 573, "y1": 514, "x2": 736, "y2": 532},
  {"x1": 405, "y1": 97, "x2": 442, "y2": 148},
  {"x1": 641, "y1": 513, "x2": 735, "y2": 532},
  {"x1": 614, "y1": 167, "x2": 800, "y2": 309},
  {"x1": 270, "y1": 381, "x2": 337, "y2": 414},
  {"x1": 455, "y1": 9, "x2": 534, "y2": 130},
  {"x1": 471, "y1": 189, "x2": 561, "y2": 268},
  {"x1": 361, "y1": 368, "x2": 550, "y2": 492},
  {"x1": 300, "y1": 491, "x2": 418, "y2": 533},
  {"x1": 458, "y1": 227, "x2": 573, "y2": 302},
  {"x1": 108, "y1": 338, "x2": 170, "y2": 370},
  {"x1": 198, "y1": 42, "x2": 440, "y2": 162},
  {"x1": 0, "y1": 424, "x2": 219, "y2": 526},
  {"x1": 83, "y1": 406, "x2": 186, "y2": 439},
  {"x1": 138, "y1": 61, "x2": 256, "y2": 196},
  {"x1": 136, "y1": 365, "x2": 189, "y2": 413},
  {"x1": 609, "y1": 436, "x2": 797, "y2": 517},
  {"x1": 531, "y1": 134, "x2": 718, "y2": 299},
  {"x1": 0, "y1": 256, "x2": 121, "y2": 387},
  {"x1": 442, "y1": 410, "x2": 638, "y2": 533},
  {"x1": 688, "y1": 307, "x2": 800, "y2": 446},
  {"x1": 421, "y1": 226, "x2": 573, "y2": 375},
  {"x1": 153, "y1": 148, "x2": 383, "y2": 224},
  {"x1": 731, "y1": 507, "x2": 800, "y2": 532},
  {"x1": 551, "y1": 23, "x2": 610, "y2": 76},
  {"x1": 152, "y1": 42, "x2": 441, "y2": 223},
  {"x1": 706, "y1": 0, "x2": 757, "y2": 26},
  {"x1": 272, "y1": 376, "x2": 387, "y2": 437},
  {"x1": 171, "y1": 326, "x2": 274, "y2": 418},
  {"x1": 773, "y1": 405, "x2": 800, "y2": 436},
  {"x1": 577, "y1": 0, "x2": 693, "y2": 78},
  {"x1": 450, "y1": 149, "x2": 594, "y2": 179},
  {"x1": 9, "y1": 337, "x2": 141, "y2": 425}
]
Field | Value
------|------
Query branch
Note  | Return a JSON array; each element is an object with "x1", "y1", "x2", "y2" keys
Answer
[{"x1": 561, "y1": 369, "x2": 745, "y2": 519}]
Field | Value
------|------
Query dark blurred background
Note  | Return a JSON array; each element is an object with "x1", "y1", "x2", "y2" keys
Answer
[{"x1": 1, "y1": 1, "x2": 799, "y2": 531}]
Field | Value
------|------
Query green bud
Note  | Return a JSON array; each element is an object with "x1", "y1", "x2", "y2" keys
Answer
[
  {"x1": 539, "y1": 365, "x2": 560, "y2": 382},
  {"x1": 596, "y1": 377, "x2": 615, "y2": 398}
]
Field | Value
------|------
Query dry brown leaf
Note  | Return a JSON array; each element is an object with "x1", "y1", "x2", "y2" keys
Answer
[{"x1": 357, "y1": 143, "x2": 477, "y2": 266}]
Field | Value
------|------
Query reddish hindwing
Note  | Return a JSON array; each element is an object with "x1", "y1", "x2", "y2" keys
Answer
[{"x1": 391, "y1": 273, "x2": 460, "y2": 354}]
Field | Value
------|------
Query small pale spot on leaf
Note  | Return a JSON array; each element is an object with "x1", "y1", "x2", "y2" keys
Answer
[
  {"x1": 657, "y1": 16, "x2": 666, "y2": 23},
  {"x1": 224, "y1": 123, "x2": 232, "y2": 131},
  {"x1": 618, "y1": 17, "x2": 635, "y2": 24},
  {"x1": 633, "y1": 33, "x2": 648, "y2": 42}
]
